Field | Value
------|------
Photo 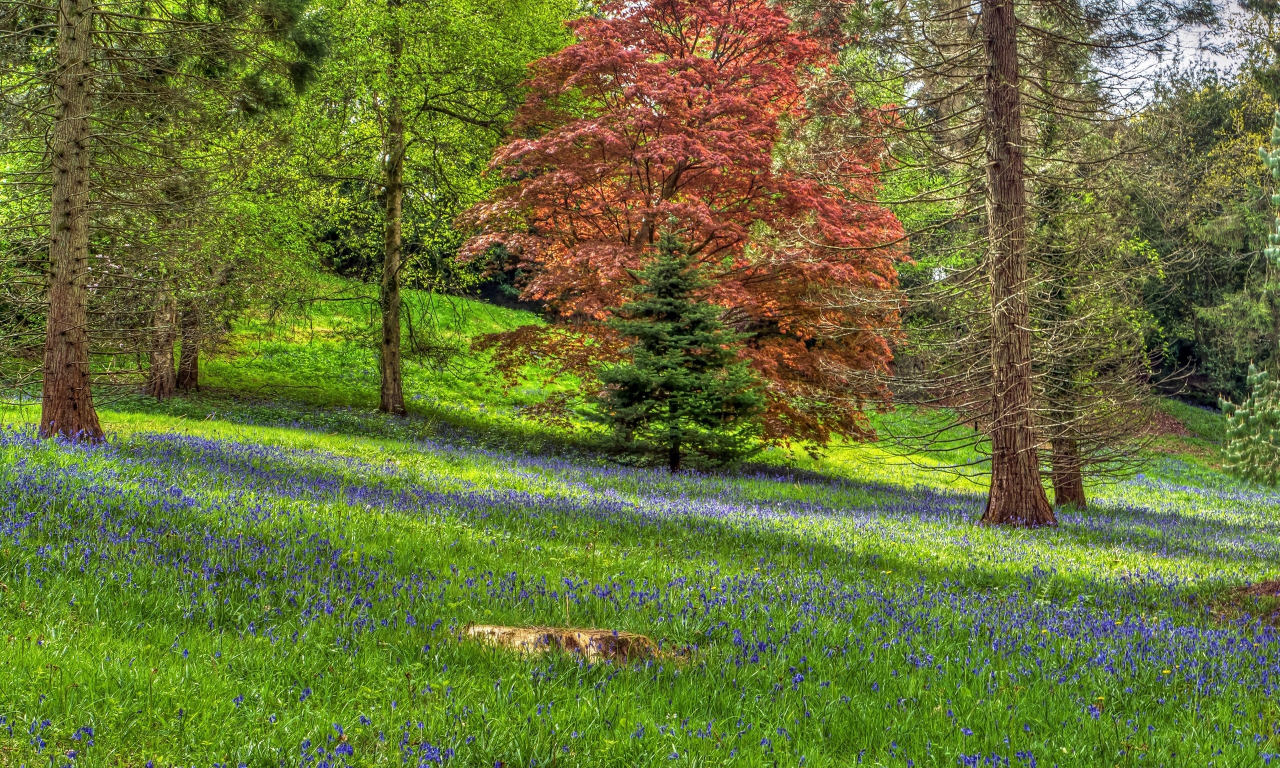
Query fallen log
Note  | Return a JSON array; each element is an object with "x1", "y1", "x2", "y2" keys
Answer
[{"x1": 465, "y1": 624, "x2": 662, "y2": 663}]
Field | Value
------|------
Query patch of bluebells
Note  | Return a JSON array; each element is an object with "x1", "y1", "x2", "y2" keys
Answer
[{"x1": 3, "y1": 423, "x2": 1280, "y2": 765}]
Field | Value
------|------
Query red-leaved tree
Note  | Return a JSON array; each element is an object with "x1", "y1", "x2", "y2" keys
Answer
[{"x1": 462, "y1": 0, "x2": 906, "y2": 443}]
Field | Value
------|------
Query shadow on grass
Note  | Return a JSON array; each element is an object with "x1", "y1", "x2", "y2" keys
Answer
[
  {"x1": 65, "y1": 409, "x2": 1252, "y2": 612},
  {"x1": 103, "y1": 390, "x2": 906, "y2": 489},
  {"x1": 46, "y1": 391, "x2": 1271, "y2": 612}
]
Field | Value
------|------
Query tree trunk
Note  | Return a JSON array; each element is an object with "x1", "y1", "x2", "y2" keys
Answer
[
  {"x1": 978, "y1": 0, "x2": 1054, "y2": 527},
  {"x1": 667, "y1": 400, "x2": 681, "y2": 472},
  {"x1": 146, "y1": 288, "x2": 177, "y2": 399},
  {"x1": 938, "y1": 0, "x2": 975, "y2": 151},
  {"x1": 177, "y1": 307, "x2": 199, "y2": 391},
  {"x1": 41, "y1": 0, "x2": 102, "y2": 441},
  {"x1": 1050, "y1": 435, "x2": 1086, "y2": 508},
  {"x1": 378, "y1": 24, "x2": 407, "y2": 416}
]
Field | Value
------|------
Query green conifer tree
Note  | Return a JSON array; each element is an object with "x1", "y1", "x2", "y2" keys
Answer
[
  {"x1": 1229, "y1": 108, "x2": 1280, "y2": 485},
  {"x1": 1220, "y1": 363, "x2": 1280, "y2": 485},
  {"x1": 1261, "y1": 109, "x2": 1280, "y2": 266},
  {"x1": 593, "y1": 232, "x2": 765, "y2": 471}
]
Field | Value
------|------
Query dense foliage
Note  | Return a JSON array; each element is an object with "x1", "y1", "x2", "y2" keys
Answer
[
  {"x1": 463, "y1": 0, "x2": 905, "y2": 444},
  {"x1": 4, "y1": 0, "x2": 1276, "y2": 460},
  {"x1": 1127, "y1": 70, "x2": 1280, "y2": 403},
  {"x1": 294, "y1": 0, "x2": 569, "y2": 291}
]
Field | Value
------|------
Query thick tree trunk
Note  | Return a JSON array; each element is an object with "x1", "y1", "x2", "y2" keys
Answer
[
  {"x1": 378, "y1": 33, "x2": 407, "y2": 416},
  {"x1": 177, "y1": 308, "x2": 199, "y2": 391},
  {"x1": 978, "y1": 0, "x2": 1054, "y2": 527},
  {"x1": 1050, "y1": 435, "x2": 1086, "y2": 508},
  {"x1": 41, "y1": 0, "x2": 102, "y2": 441},
  {"x1": 146, "y1": 288, "x2": 177, "y2": 399}
]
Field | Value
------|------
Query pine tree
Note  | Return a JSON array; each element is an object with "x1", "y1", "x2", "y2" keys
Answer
[
  {"x1": 1221, "y1": 364, "x2": 1280, "y2": 486},
  {"x1": 1226, "y1": 109, "x2": 1280, "y2": 486},
  {"x1": 1263, "y1": 109, "x2": 1280, "y2": 267},
  {"x1": 593, "y1": 233, "x2": 765, "y2": 472}
]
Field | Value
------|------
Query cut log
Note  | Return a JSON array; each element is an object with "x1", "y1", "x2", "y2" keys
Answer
[{"x1": 465, "y1": 624, "x2": 662, "y2": 663}]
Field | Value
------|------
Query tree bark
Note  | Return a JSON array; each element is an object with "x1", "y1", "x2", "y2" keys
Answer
[
  {"x1": 936, "y1": 0, "x2": 976, "y2": 151},
  {"x1": 177, "y1": 307, "x2": 199, "y2": 391},
  {"x1": 1050, "y1": 435, "x2": 1086, "y2": 508},
  {"x1": 667, "y1": 400, "x2": 681, "y2": 472},
  {"x1": 378, "y1": 18, "x2": 407, "y2": 416},
  {"x1": 146, "y1": 288, "x2": 177, "y2": 399},
  {"x1": 41, "y1": 0, "x2": 102, "y2": 441},
  {"x1": 978, "y1": 0, "x2": 1054, "y2": 526}
]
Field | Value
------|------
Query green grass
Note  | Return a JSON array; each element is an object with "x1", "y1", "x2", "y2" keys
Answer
[
  {"x1": 194, "y1": 281, "x2": 1222, "y2": 487},
  {"x1": 1, "y1": 286, "x2": 1276, "y2": 768},
  {"x1": 1158, "y1": 398, "x2": 1227, "y2": 444},
  {"x1": 202, "y1": 287, "x2": 542, "y2": 411},
  {"x1": 191, "y1": 286, "x2": 600, "y2": 455}
]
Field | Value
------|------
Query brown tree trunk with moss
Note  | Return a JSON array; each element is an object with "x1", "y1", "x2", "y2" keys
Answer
[
  {"x1": 177, "y1": 307, "x2": 199, "y2": 391},
  {"x1": 1050, "y1": 435, "x2": 1086, "y2": 508},
  {"x1": 146, "y1": 288, "x2": 177, "y2": 399},
  {"x1": 978, "y1": 0, "x2": 1055, "y2": 527},
  {"x1": 41, "y1": 0, "x2": 103, "y2": 441},
  {"x1": 378, "y1": 19, "x2": 407, "y2": 416}
]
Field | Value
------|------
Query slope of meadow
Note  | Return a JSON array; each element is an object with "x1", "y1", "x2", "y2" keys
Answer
[{"x1": 1, "y1": 291, "x2": 1278, "y2": 768}]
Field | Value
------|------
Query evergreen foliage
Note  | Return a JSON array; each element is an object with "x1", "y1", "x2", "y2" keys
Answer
[
  {"x1": 592, "y1": 233, "x2": 765, "y2": 471},
  {"x1": 1222, "y1": 108, "x2": 1280, "y2": 485},
  {"x1": 1220, "y1": 363, "x2": 1280, "y2": 485},
  {"x1": 1264, "y1": 110, "x2": 1280, "y2": 266}
]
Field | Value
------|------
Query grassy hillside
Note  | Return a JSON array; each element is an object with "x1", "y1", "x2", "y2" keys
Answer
[
  {"x1": 2, "y1": 287, "x2": 1273, "y2": 768},
  {"x1": 203, "y1": 289, "x2": 550, "y2": 412},
  {"x1": 190, "y1": 287, "x2": 1225, "y2": 489}
]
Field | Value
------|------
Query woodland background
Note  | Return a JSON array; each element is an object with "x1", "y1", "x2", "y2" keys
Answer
[{"x1": 4, "y1": 0, "x2": 1280, "y2": 518}]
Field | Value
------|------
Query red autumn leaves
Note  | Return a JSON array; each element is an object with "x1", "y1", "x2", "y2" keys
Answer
[{"x1": 462, "y1": 0, "x2": 905, "y2": 443}]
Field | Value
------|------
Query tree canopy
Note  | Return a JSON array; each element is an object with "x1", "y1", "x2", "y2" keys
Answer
[{"x1": 463, "y1": 0, "x2": 905, "y2": 444}]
